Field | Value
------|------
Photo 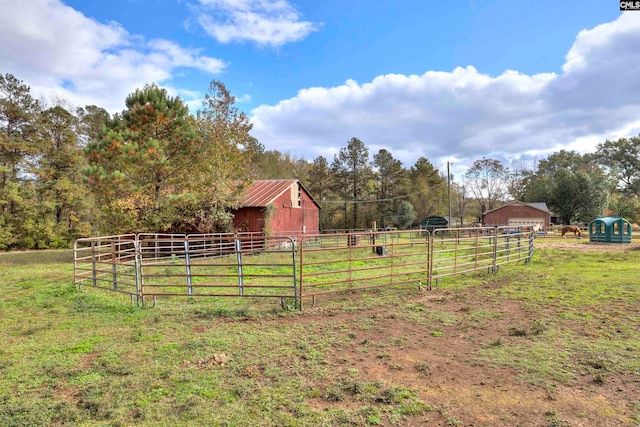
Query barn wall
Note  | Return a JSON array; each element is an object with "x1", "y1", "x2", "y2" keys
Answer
[
  {"x1": 484, "y1": 206, "x2": 551, "y2": 227},
  {"x1": 232, "y1": 207, "x2": 265, "y2": 233},
  {"x1": 270, "y1": 186, "x2": 320, "y2": 235},
  {"x1": 232, "y1": 185, "x2": 320, "y2": 236}
]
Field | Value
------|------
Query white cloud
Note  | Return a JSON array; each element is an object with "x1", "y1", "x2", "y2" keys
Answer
[
  {"x1": 193, "y1": 0, "x2": 317, "y2": 46},
  {"x1": 147, "y1": 40, "x2": 226, "y2": 74},
  {"x1": 0, "y1": 0, "x2": 225, "y2": 113},
  {"x1": 235, "y1": 93, "x2": 252, "y2": 103},
  {"x1": 250, "y1": 13, "x2": 640, "y2": 176}
]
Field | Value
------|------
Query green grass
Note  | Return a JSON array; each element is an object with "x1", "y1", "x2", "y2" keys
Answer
[
  {"x1": 1, "y1": 245, "x2": 639, "y2": 425},
  {"x1": 471, "y1": 247, "x2": 640, "y2": 389},
  {"x1": 0, "y1": 250, "x2": 430, "y2": 426}
]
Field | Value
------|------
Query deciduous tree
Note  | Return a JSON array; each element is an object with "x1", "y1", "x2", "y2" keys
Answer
[
  {"x1": 394, "y1": 200, "x2": 416, "y2": 230},
  {"x1": 187, "y1": 80, "x2": 255, "y2": 232},
  {"x1": 596, "y1": 135, "x2": 640, "y2": 195},
  {"x1": 465, "y1": 157, "x2": 509, "y2": 214},
  {"x1": 523, "y1": 150, "x2": 613, "y2": 224}
]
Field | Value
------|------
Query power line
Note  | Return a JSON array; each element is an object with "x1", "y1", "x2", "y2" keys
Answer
[{"x1": 317, "y1": 180, "x2": 448, "y2": 204}]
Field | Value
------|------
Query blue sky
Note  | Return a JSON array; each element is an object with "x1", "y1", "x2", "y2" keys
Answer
[{"x1": 1, "y1": 0, "x2": 638, "y2": 178}]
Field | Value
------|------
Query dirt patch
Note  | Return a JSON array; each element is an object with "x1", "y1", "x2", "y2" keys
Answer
[
  {"x1": 284, "y1": 240, "x2": 639, "y2": 426},
  {"x1": 535, "y1": 237, "x2": 640, "y2": 252}
]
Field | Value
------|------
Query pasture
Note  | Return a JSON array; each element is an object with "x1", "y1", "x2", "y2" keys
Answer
[{"x1": 1, "y1": 237, "x2": 639, "y2": 426}]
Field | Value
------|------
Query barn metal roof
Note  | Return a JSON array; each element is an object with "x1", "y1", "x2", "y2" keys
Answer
[
  {"x1": 239, "y1": 179, "x2": 321, "y2": 209},
  {"x1": 240, "y1": 179, "x2": 296, "y2": 207},
  {"x1": 484, "y1": 201, "x2": 551, "y2": 214}
]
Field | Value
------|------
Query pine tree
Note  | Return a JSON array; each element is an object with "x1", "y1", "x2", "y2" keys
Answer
[
  {"x1": 0, "y1": 73, "x2": 41, "y2": 248},
  {"x1": 85, "y1": 81, "x2": 256, "y2": 234}
]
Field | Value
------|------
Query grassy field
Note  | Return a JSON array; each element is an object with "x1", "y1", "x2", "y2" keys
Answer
[{"x1": 1, "y1": 240, "x2": 639, "y2": 426}]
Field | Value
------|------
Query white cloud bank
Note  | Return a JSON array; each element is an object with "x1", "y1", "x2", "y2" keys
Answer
[
  {"x1": 0, "y1": 0, "x2": 226, "y2": 112},
  {"x1": 250, "y1": 13, "x2": 640, "y2": 175},
  {"x1": 193, "y1": 0, "x2": 317, "y2": 47},
  {"x1": 1, "y1": 1, "x2": 637, "y2": 179}
]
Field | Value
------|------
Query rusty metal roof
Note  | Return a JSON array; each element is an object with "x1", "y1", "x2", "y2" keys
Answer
[
  {"x1": 239, "y1": 179, "x2": 321, "y2": 209},
  {"x1": 239, "y1": 179, "x2": 297, "y2": 207}
]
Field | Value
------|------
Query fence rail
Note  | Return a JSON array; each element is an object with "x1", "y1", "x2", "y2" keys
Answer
[
  {"x1": 74, "y1": 234, "x2": 140, "y2": 302},
  {"x1": 297, "y1": 230, "x2": 430, "y2": 306},
  {"x1": 74, "y1": 227, "x2": 534, "y2": 309}
]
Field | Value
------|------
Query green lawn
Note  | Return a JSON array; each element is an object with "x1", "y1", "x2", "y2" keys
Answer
[{"x1": 1, "y1": 245, "x2": 639, "y2": 426}]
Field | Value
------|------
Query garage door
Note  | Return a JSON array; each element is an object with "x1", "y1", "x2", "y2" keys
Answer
[{"x1": 508, "y1": 217, "x2": 544, "y2": 227}]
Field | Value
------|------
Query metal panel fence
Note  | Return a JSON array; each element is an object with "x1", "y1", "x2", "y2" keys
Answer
[
  {"x1": 74, "y1": 234, "x2": 139, "y2": 300},
  {"x1": 137, "y1": 233, "x2": 297, "y2": 305},
  {"x1": 297, "y1": 230, "x2": 430, "y2": 307},
  {"x1": 74, "y1": 226, "x2": 534, "y2": 308},
  {"x1": 430, "y1": 226, "x2": 534, "y2": 288}
]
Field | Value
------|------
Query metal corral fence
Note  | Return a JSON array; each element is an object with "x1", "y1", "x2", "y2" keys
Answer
[
  {"x1": 74, "y1": 226, "x2": 534, "y2": 309},
  {"x1": 73, "y1": 234, "x2": 139, "y2": 299}
]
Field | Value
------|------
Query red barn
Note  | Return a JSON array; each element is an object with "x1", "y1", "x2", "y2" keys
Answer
[
  {"x1": 232, "y1": 179, "x2": 321, "y2": 237},
  {"x1": 483, "y1": 201, "x2": 552, "y2": 229}
]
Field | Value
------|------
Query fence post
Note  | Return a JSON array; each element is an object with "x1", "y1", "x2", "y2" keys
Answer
[
  {"x1": 185, "y1": 238, "x2": 192, "y2": 295},
  {"x1": 492, "y1": 228, "x2": 499, "y2": 274},
  {"x1": 91, "y1": 241, "x2": 97, "y2": 287},
  {"x1": 111, "y1": 242, "x2": 117, "y2": 290},
  {"x1": 291, "y1": 237, "x2": 299, "y2": 310},
  {"x1": 427, "y1": 231, "x2": 434, "y2": 290},
  {"x1": 134, "y1": 236, "x2": 141, "y2": 299},
  {"x1": 505, "y1": 234, "x2": 510, "y2": 261},
  {"x1": 73, "y1": 240, "x2": 79, "y2": 289},
  {"x1": 235, "y1": 239, "x2": 244, "y2": 295},
  {"x1": 299, "y1": 237, "x2": 305, "y2": 309}
]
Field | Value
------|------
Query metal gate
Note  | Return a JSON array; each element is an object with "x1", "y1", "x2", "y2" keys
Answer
[
  {"x1": 74, "y1": 233, "x2": 298, "y2": 306},
  {"x1": 74, "y1": 226, "x2": 534, "y2": 308}
]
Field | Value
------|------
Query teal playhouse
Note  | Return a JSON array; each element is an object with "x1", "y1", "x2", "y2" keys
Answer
[{"x1": 589, "y1": 217, "x2": 632, "y2": 244}]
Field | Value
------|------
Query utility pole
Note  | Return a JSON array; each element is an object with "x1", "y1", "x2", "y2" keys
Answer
[{"x1": 447, "y1": 161, "x2": 452, "y2": 227}]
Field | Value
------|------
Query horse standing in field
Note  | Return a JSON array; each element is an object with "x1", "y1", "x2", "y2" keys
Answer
[
  {"x1": 561, "y1": 225, "x2": 582, "y2": 239},
  {"x1": 523, "y1": 224, "x2": 541, "y2": 236}
]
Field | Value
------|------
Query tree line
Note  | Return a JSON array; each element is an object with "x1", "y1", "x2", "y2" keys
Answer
[{"x1": 2, "y1": 72, "x2": 639, "y2": 250}]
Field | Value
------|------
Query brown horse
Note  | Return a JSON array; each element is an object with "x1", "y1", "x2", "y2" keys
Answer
[{"x1": 561, "y1": 225, "x2": 582, "y2": 238}]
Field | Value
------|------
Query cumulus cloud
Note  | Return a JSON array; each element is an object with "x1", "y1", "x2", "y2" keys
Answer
[
  {"x1": 250, "y1": 13, "x2": 640, "y2": 175},
  {"x1": 0, "y1": 0, "x2": 225, "y2": 112},
  {"x1": 193, "y1": 0, "x2": 317, "y2": 46}
]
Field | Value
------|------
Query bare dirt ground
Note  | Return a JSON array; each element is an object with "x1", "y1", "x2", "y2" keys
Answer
[
  {"x1": 534, "y1": 237, "x2": 640, "y2": 252},
  {"x1": 290, "y1": 239, "x2": 640, "y2": 426}
]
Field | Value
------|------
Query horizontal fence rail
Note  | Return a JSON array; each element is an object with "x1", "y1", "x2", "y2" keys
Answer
[
  {"x1": 297, "y1": 230, "x2": 430, "y2": 307},
  {"x1": 74, "y1": 226, "x2": 534, "y2": 308},
  {"x1": 430, "y1": 227, "x2": 533, "y2": 288},
  {"x1": 137, "y1": 233, "x2": 297, "y2": 302},
  {"x1": 74, "y1": 234, "x2": 139, "y2": 298}
]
